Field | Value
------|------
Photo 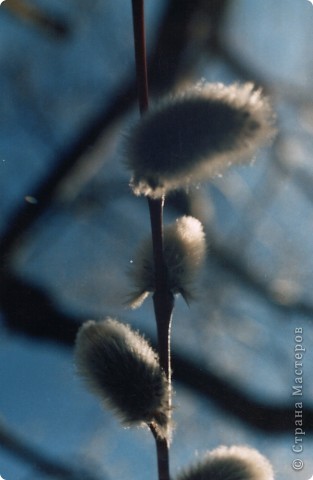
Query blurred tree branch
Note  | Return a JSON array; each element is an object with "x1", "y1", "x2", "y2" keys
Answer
[
  {"x1": 2, "y1": 0, "x2": 69, "y2": 37},
  {"x1": 1, "y1": 5, "x2": 313, "y2": 471},
  {"x1": 0, "y1": 419, "x2": 104, "y2": 479},
  {"x1": 1, "y1": 272, "x2": 312, "y2": 434},
  {"x1": 0, "y1": 0, "x2": 231, "y2": 264}
]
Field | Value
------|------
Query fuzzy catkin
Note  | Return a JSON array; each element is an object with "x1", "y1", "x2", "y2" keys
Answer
[
  {"x1": 126, "y1": 82, "x2": 276, "y2": 198},
  {"x1": 128, "y1": 216, "x2": 206, "y2": 308},
  {"x1": 176, "y1": 445, "x2": 274, "y2": 480},
  {"x1": 75, "y1": 318, "x2": 169, "y2": 437}
]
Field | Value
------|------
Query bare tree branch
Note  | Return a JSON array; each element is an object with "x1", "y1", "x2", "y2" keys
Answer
[
  {"x1": 1, "y1": 273, "x2": 312, "y2": 434},
  {"x1": 0, "y1": 419, "x2": 105, "y2": 480},
  {"x1": 2, "y1": 0, "x2": 69, "y2": 37}
]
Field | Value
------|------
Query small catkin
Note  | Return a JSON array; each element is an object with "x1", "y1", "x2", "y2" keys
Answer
[
  {"x1": 128, "y1": 216, "x2": 206, "y2": 308},
  {"x1": 176, "y1": 445, "x2": 274, "y2": 480},
  {"x1": 75, "y1": 318, "x2": 169, "y2": 438},
  {"x1": 126, "y1": 82, "x2": 276, "y2": 198}
]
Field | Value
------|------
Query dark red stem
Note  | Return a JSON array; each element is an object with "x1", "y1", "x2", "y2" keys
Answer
[
  {"x1": 131, "y1": 0, "x2": 149, "y2": 114},
  {"x1": 131, "y1": 2, "x2": 173, "y2": 480},
  {"x1": 148, "y1": 197, "x2": 174, "y2": 380},
  {"x1": 150, "y1": 424, "x2": 171, "y2": 480}
]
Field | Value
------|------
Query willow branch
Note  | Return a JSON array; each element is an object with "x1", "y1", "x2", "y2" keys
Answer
[{"x1": 131, "y1": 1, "x2": 172, "y2": 479}]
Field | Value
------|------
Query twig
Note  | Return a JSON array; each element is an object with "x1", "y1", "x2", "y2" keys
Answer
[
  {"x1": 131, "y1": 0, "x2": 149, "y2": 114},
  {"x1": 131, "y1": 1, "x2": 172, "y2": 478},
  {"x1": 150, "y1": 424, "x2": 171, "y2": 480}
]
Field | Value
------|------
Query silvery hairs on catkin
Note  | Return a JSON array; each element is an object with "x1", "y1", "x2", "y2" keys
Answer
[
  {"x1": 128, "y1": 216, "x2": 207, "y2": 308},
  {"x1": 75, "y1": 318, "x2": 170, "y2": 438},
  {"x1": 176, "y1": 445, "x2": 275, "y2": 480},
  {"x1": 126, "y1": 82, "x2": 276, "y2": 198}
]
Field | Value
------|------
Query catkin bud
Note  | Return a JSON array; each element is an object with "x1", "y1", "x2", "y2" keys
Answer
[
  {"x1": 176, "y1": 445, "x2": 274, "y2": 480},
  {"x1": 128, "y1": 216, "x2": 206, "y2": 308},
  {"x1": 75, "y1": 318, "x2": 169, "y2": 438},
  {"x1": 126, "y1": 82, "x2": 276, "y2": 198}
]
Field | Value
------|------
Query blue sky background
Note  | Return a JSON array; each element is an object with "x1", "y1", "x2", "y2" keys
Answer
[{"x1": 1, "y1": 1, "x2": 313, "y2": 479}]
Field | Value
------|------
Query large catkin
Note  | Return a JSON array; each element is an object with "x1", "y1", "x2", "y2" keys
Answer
[
  {"x1": 126, "y1": 82, "x2": 276, "y2": 198},
  {"x1": 75, "y1": 318, "x2": 170, "y2": 438}
]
